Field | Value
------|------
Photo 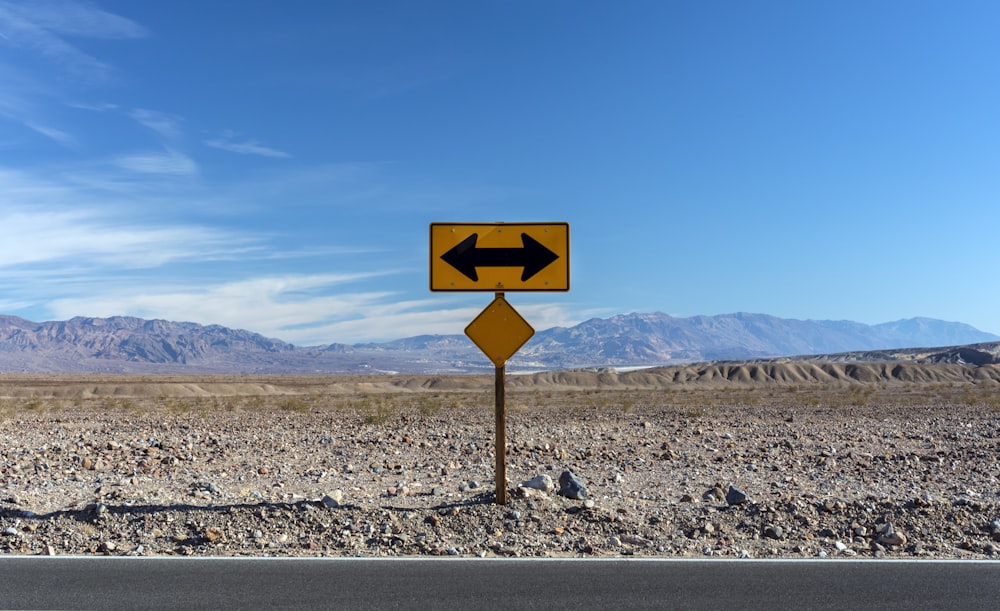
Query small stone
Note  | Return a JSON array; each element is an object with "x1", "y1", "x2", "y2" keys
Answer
[
  {"x1": 583, "y1": 499, "x2": 595, "y2": 509},
  {"x1": 680, "y1": 494, "x2": 695, "y2": 503},
  {"x1": 521, "y1": 474, "x2": 555, "y2": 493},
  {"x1": 876, "y1": 531, "x2": 907, "y2": 547},
  {"x1": 875, "y1": 522, "x2": 907, "y2": 547},
  {"x1": 557, "y1": 471, "x2": 588, "y2": 500},
  {"x1": 726, "y1": 485, "x2": 748, "y2": 506},
  {"x1": 321, "y1": 490, "x2": 344, "y2": 508},
  {"x1": 3, "y1": 527, "x2": 18, "y2": 537},
  {"x1": 703, "y1": 486, "x2": 725, "y2": 503},
  {"x1": 258, "y1": 467, "x2": 269, "y2": 475},
  {"x1": 204, "y1": 527, "x2": 225, "y2": 542},
  {"x1": 43, "y1": 545, "x2": 56, "y2": 556},
  {"x1": 431, "y1": 487, "x2": 445, "y2": 497},
  {"x1": 763, "y1": 524, "x2": 784, "y2": 540},
  {"x1": 468, "y1": 480, "x2": 481, "y2": 490},
  {"x1": 621, "y1": 534, "x2": 653, "y2": 547}
]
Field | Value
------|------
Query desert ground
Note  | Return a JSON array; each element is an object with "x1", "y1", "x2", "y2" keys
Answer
[{"x1": 2, "y1": 363, "x2": 1000, "y2": 559}]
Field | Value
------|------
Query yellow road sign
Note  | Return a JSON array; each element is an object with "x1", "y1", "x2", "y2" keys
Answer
[
  {"x1": 465, "y1": 295, "x2": 535, "y2": 367},
  {"x1": 430, "y1": 222, "x2": 569, "y2": 291}
]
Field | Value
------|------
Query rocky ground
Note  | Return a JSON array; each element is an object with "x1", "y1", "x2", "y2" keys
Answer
[{"x1": 2, "y1": 381, "x2": 1000, "y2": 559}]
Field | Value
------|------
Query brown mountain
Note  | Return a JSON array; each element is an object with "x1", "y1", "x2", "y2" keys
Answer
[{"x1": 0, "y1": 312, "x2": 997, "y2": 374}]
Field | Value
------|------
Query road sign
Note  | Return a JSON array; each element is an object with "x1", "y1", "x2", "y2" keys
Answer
[
  {"x1": 465, "y1": 295, "x2": 535, "y2": 367},
  {"x1": 430, "y1": 222, "x2": 569, "y2": 291}
]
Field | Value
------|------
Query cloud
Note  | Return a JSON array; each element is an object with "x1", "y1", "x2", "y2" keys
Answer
[
  {"x1": 114, "y1": 149, "x2": 198, "y2": 175},
  {"x1": 44, "y1": 273, "x2": 407, "y2": 343},
  {"x1": 0, "y1": 209, "x2": 249, "y2": 270},
  {"x1": 204, "y1": 132, "x2": 291, "y2": 158},
  {"x1": 129, "y1": 108, "x2": 184, "y2": 141},
  {"x1": 0, "y1": 0, "x2": 146, "y2": 40},
  {"x1": 22, "y1": 120, "x2": 76, "y2": 146},
  {"x1": 0, "y1": 167, "x2": 257, "y2": 269},
  {"x1": 0, "y1": 0, "x2": 145, "y2": 81}
]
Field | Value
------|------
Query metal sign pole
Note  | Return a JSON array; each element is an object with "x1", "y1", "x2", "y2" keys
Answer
[
  {"x1": 494, "y1": 291, "x2": 507, "y2": 505},
  {"x1": 495, "y1": 362, "x2": 507, "y2": 505}
]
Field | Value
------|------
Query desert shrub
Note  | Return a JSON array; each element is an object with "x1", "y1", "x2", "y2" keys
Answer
[{"x1": 356, "y1": 396, "x2": 396, "y2": 425}]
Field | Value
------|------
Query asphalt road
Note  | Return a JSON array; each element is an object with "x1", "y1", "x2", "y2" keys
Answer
[{"x1": 1, "y1": 557, "x2": 998, "y2": 610}]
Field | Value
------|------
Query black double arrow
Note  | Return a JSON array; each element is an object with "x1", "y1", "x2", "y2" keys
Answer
[{"x1": 441, "y1": 233, "x2": 559, "y2": 282}]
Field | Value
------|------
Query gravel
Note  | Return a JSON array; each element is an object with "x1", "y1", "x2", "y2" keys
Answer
[{"x1": 2, "y1": 389, "x2": 1000, "y2": 559}]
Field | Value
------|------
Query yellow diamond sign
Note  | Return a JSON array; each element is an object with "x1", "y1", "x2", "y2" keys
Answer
[{"x1": 465, "y1": 295, "x2": 535, "y2": 367}]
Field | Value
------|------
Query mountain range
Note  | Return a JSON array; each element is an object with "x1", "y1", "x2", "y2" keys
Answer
[{"x1": 0, "y1": 312, "x2": 997, "y2": 374}]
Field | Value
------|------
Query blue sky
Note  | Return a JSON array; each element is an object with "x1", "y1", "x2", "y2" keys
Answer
[{"x1": 2, "y1": 0, "x2": 999, "y2": 345}]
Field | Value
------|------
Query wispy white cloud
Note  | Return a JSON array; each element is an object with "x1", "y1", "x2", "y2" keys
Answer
[
  {"x1": 45, "y1": 273, "x2": 406, "y2": 343},
  {"x1": 129, "y1": 108, "x2": 184, "y2": 141},
  {"x1": 114, "y1": 149, "x2": 198, "y2": 175},
  {"x1": 204, "y1": 131, "x2": 291, "y2": 158},
  {"x1": 0, "y1": 0, "x2": 146, "y2": 40},
  {"x1": 0, "y1": 0, "x2": 145, "y2": 82},
  {"x1": 0, "y1": 167, "x2": 253, "y2": 269},
  {"x1": 22, "y1": 120, "x2": 76, "y2": 146}
]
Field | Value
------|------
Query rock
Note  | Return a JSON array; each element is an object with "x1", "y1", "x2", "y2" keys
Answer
[
  {"x1": 621, "y1": 534, "x2": 653, "y2": 547},
  {"x1": 204, "y1": 527, "x2": 225, "y2": 542},
  {"x1": 703, "y1": 486, "x2": 726, "y2": 503},
  {"x1": 521, "y1": 474, "x2": 555, "y2": 493},
  {"x1": 874, "y1": 522, "x2": 907, "y2": 547},
  {"x1": 321, "y1": 490, "x2": 344, "y2": 508},
  {"x1": 557, "y1": 471, "x2": 588, "y2": 500},
  {"x1": 726, "y1": 485, "x2": 748, "y2": 506},
  {"x1": 763, "y1": 524, "x2": 784, "y2": 540},
  {"x1": 876, "y1": 531, "x2": 907, "y2": 547}
]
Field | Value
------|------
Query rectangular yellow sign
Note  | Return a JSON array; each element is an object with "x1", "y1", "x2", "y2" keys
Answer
[{"x1": 429, "y1": 222, "x2": 569, "y2": 291}]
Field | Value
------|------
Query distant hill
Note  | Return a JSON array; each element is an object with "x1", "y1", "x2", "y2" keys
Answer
[
  {"x1": 0, "y1": 312, "x2": 996, "y2": 374},
  {"x1": 515, "y1": 312, "x2": 1000, "y2": 368}
]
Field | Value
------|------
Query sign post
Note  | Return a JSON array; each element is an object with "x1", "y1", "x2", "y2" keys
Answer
[
  {"x1": 430, "y1": 223, "x2": 569, "y2": 504},
  {"x1": 495, "y1": 351, "x2": 506, "y2": 505}
]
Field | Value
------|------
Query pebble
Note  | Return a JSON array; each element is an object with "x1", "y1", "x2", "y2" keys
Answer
[
  {"x1": 726, "y1": 485, "x2": 749, "y2": 506},
  {"x1": 321, "y1": 490, "x2": 344, "y2": 508},
  {"x1": 557, "y1": 471, "x2": 588, "y2": 500},
  {"x1": 703, "y1": 486, "x2": 725, "y2": 503},
  {"x1": 763, "y1": 524, "x2": 784, "y2": 540},
  {"x1": 521, "y1": 474, "x2": 555, "y2": 493}
]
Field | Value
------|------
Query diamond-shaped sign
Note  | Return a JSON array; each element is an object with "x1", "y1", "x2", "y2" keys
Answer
[{"x1": 465, "y1": 296, "x2": 534, "y2": 367}]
